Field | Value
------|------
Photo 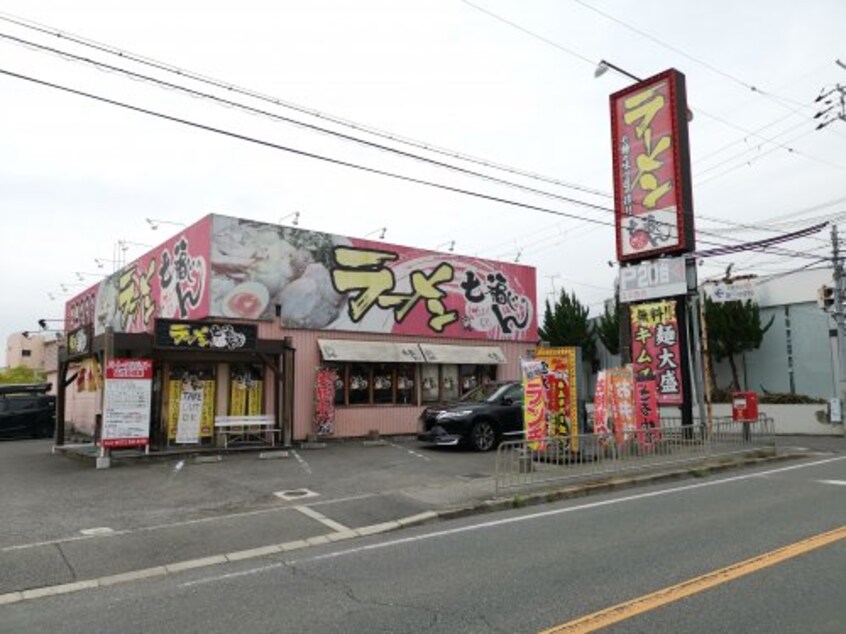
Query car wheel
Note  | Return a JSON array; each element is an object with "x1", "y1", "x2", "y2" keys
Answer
[{"x1": 470, "y1": 420, "x2": 496, "y2": 452}]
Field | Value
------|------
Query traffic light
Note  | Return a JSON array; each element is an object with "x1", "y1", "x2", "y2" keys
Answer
[{"x1": 818, "y1": 285, "x2": 835, "y2": 309}]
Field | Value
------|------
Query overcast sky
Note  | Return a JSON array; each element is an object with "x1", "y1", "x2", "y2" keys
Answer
[{"x1": 2, "y1": 0, "x2": 845, "y2": 365}]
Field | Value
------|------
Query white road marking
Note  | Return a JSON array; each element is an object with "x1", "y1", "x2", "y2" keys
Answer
[
  {"x1": 291, "y1": 450, "x2": 312, "y2": 474},
  {"x1": 388, "y1": 441, "x2": 431, "y2": 461},
  {"x1": 290, "y1": 456, "x2": 846, "y2": 565},
  {"x1": 294, "y1": 505, "x2": 350, "y2": 532},
  {"x1": 2, "y1": 492, "x2": 375, "y2": 552},
  {"x1": 79, "y1": 527, "x2": 115, "y2": 536},
  {"x1": 817, "y1": 479, "x2": 846, "y2": 486}
]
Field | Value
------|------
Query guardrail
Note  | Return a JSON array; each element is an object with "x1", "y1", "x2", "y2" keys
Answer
[{"x1": 494, "y1": 415, "x2": 775, "y2": 494}]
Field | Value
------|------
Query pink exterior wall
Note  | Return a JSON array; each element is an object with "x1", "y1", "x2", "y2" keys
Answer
[{"x1": 257, "y1": 322, "x2": 533, "y2": 441}]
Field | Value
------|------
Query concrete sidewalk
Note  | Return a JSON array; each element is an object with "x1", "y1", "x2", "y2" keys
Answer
[{"x1": 1, "y1": 434, "x2": 843, "y2": 605}]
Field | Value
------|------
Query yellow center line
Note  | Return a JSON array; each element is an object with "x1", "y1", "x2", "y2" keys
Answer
[{"x1": 542, "y1": 524, "x2": 846, "y2": 634}]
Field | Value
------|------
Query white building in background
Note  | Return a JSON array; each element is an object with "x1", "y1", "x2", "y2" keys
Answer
[
  {"x1": 595, "y1": 266, "x2": 837, "y2": 400},
  {"x1": 712, "y1": 267, "x2": 835, "y2": 399}
]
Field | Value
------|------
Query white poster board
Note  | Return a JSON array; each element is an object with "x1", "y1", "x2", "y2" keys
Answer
[{"x1": 101, "y1": 359, "x2": 153, "y2": 448}]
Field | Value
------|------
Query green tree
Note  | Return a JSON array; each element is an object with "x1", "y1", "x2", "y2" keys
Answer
[
  {"x1": 0, "y1": 366, "x2": 46, "y2": 384},
  {"x1": 594, "y1": 296, "x2": 621, "y2": 356},
  {"x1": 704, "y1": 298, "x2": 774, "y2": 391},
  {"x1": 539, "y1": 289, "x2": 596, "y2": 364}
]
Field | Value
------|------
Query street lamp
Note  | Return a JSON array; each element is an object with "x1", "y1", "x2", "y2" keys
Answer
[
  {"x1": 75, "y1": 271, "x2": 103, "y2": 281},
  {"x1": 436, "y1": 240, "x2": 456, "y2": 252},
  {"x1": 364, "y1": 227, "x2": 387, "y2": 240},
  {"x1": 279, "y1": 211, "x2": 300, "y2": 226},
  {"x1": 594, "y1": 59, "x2": 642, "y2": 83},
  {"x1": 595, "y1": 59, "x2": 694, "y2": 121},
  {"x1": 146, "y1": 218, "x2": 186, "y2": 230},
  {"x1": 94, "y1": 257, "x2": 118, "y2": 269},
  {"x1": 118, "y1": 239, "x2": 153, "y2": 252}
]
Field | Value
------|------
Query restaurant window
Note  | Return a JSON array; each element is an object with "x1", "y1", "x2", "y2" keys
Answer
[
  {"x1": 325, "y1": 363, "x2": 346, "y2": 406},
  {"x1": 459, "y1": 364, "x2": 481, "y2": 396},
  {"x1": 229, "y1": 364, "x2": 264, "y2": 416},
  {"x1": 348, "y1": 363, "x2": 370, "y2": 405},
  {"x1": 421, "y1": 364, "x2": 439, "y2": 403},
  {"x1": 442, "y1": 364, "x2": 459, "y2": 401},
  {"x1": 396, "y1": 364, "x2": 415, "y2": 405},
  {"x1": 373, "y1": 363, "x2": 394, "y2": 404}
]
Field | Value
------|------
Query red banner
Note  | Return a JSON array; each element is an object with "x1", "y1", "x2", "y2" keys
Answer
[
  {"x1": 606, "y1": 367, "x2": 635, "y2": 446},
  {"x1": 634, "y1": 379, "x2": 661, "y2": 448},
  {"x1": 314, "y1": 368, "x2": 337, "y2": 436},
  {"x1": 630, "y1": 300, "x2": 683, "y2": 406}
]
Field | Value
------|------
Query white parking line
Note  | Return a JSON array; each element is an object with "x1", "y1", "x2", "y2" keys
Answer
[
  {"x1": 1, "y1": 493, "x2": 375, "y2": 553},
  {"x1": 291, "y1": 450, "x2": 312, "y2": 474},
  {"x1": 388, "y1": 441, "x2": 431, "y2": 461},
  {"x1": 294, "y1": 506, "x2": 350, "y2": 532}
]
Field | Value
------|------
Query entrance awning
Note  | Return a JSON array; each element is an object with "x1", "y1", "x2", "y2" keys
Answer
[
  {"x1": 317, "y1": 339, "x2": 425, "y2": 363},
  {"x1": 417, "y1": 343, "x2": 507, "y2": 365},
  {"x1": 317, "y1": 340, "x2": 507, "y2": 365}
]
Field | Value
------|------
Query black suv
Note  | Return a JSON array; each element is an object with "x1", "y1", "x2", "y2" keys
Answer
[
  {"x1": 417, "y1": 380, "x2": 523, "y2": 452},
  {"x1": 0, "y1": 383, "x2": 56, "y2": 439}
]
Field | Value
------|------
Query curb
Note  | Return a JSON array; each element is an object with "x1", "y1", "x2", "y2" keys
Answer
[{"x1": 435, "y1": 451, "x2": 804, "y2": 521}]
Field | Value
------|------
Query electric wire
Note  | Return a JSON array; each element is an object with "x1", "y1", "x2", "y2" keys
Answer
[
  {"x1": 0, "y1": 11, "x2": 610, "y2": 199},
  {"x1": 463, "y1": 0, "x2": 846, "y2": 173},
  {"x1": 0, "y1": 30, "x2": 613, "y2": 216},
  {"x1": 3, "y1": 13, "x2": 836, "y2": 252},
  {"x1": 3, "y1": 65, "x2": 829, "y2": 268}
]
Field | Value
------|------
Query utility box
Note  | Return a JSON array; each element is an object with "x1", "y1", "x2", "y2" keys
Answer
[{"x1": 731, "y1": 392, "x2": 759, "y2": 422}]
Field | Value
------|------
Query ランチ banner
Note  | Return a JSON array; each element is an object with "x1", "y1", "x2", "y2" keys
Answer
[{"x1": 521, "y1": 359, "x2": 548, "y2": 448}]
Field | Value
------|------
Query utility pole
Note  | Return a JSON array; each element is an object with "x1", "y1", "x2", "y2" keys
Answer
[{"x1": 831, "y1": 226, "x2": 846, "y2": 434}]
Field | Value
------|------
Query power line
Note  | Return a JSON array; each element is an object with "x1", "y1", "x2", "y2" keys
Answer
[
  {"x1": 0, "y1": 66, "x2": 825, "y2": 263},
  {"x1": 572, "y1": 0, "x2": 813, "y2": 112},
  {"x1": 463, "y1": 0, "x2": 846, "y2": 173},
  {"x1": 4, "y1": 10, "x2": 836, "y2": 253},
  {"x1": 0, "y1": 31, "x2": 617, "y2": 218},
  {"x1": 0, "y1": 66, "x2": 621, "y2": 227},
  {"x1": 0, "y1": 11, "x2": 610, "y2": 200}
]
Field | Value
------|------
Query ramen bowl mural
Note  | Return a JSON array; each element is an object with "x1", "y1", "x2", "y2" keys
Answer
[{"x1": 209, "y1": 216, "x2": 537, "y2": 341}]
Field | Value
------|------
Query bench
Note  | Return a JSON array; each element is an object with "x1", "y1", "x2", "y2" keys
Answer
[{"x1": 214, "y1": 415, "x2": 280, "y2": 449}]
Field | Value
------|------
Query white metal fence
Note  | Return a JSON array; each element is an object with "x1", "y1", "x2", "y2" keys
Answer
[{"x1": 494, "y1": 415, "x2": 775, "y2": 494}]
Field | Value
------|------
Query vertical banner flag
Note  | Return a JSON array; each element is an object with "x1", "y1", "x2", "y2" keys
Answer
[
  {"x1": 535, "y1": 347, "x2": 580, "y2": 451},
  {"x1": 521, "y1": 358, "x2": 548, "y2": 449},
  {"x1": 630, "y1": 300, "x2": 683, "y2": 406},
  {"x1": 314, "y1": 367, "x2": 337, "y2": 436},
  {"x1": 635, "y1": 379, "x2": 661, "y2": 448},
  {"x1": 606, "y1": 367, "x2": 636, "y2": 447}
]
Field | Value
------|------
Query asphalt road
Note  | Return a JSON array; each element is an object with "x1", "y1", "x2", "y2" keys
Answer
[{"x1": 2, "y1": 453, "x2": 844, "y2": 633}]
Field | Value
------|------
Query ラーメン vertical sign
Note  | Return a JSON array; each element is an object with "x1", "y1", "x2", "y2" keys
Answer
[{"x1": 610, "y1": 69, "x2": 695, "y2": 262}]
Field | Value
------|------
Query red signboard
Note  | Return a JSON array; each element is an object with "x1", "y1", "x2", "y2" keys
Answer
[
  {"x1": 610, "y1": 69, "x2": 694, "y2": 262},
  {"x1": 630, "y1": 300, "x2": 684, "y2": 406}
]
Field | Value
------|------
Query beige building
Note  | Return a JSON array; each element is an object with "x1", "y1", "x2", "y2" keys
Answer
[{"x1": 5, "y1": 332, "x2": 48, "y2": 371}]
